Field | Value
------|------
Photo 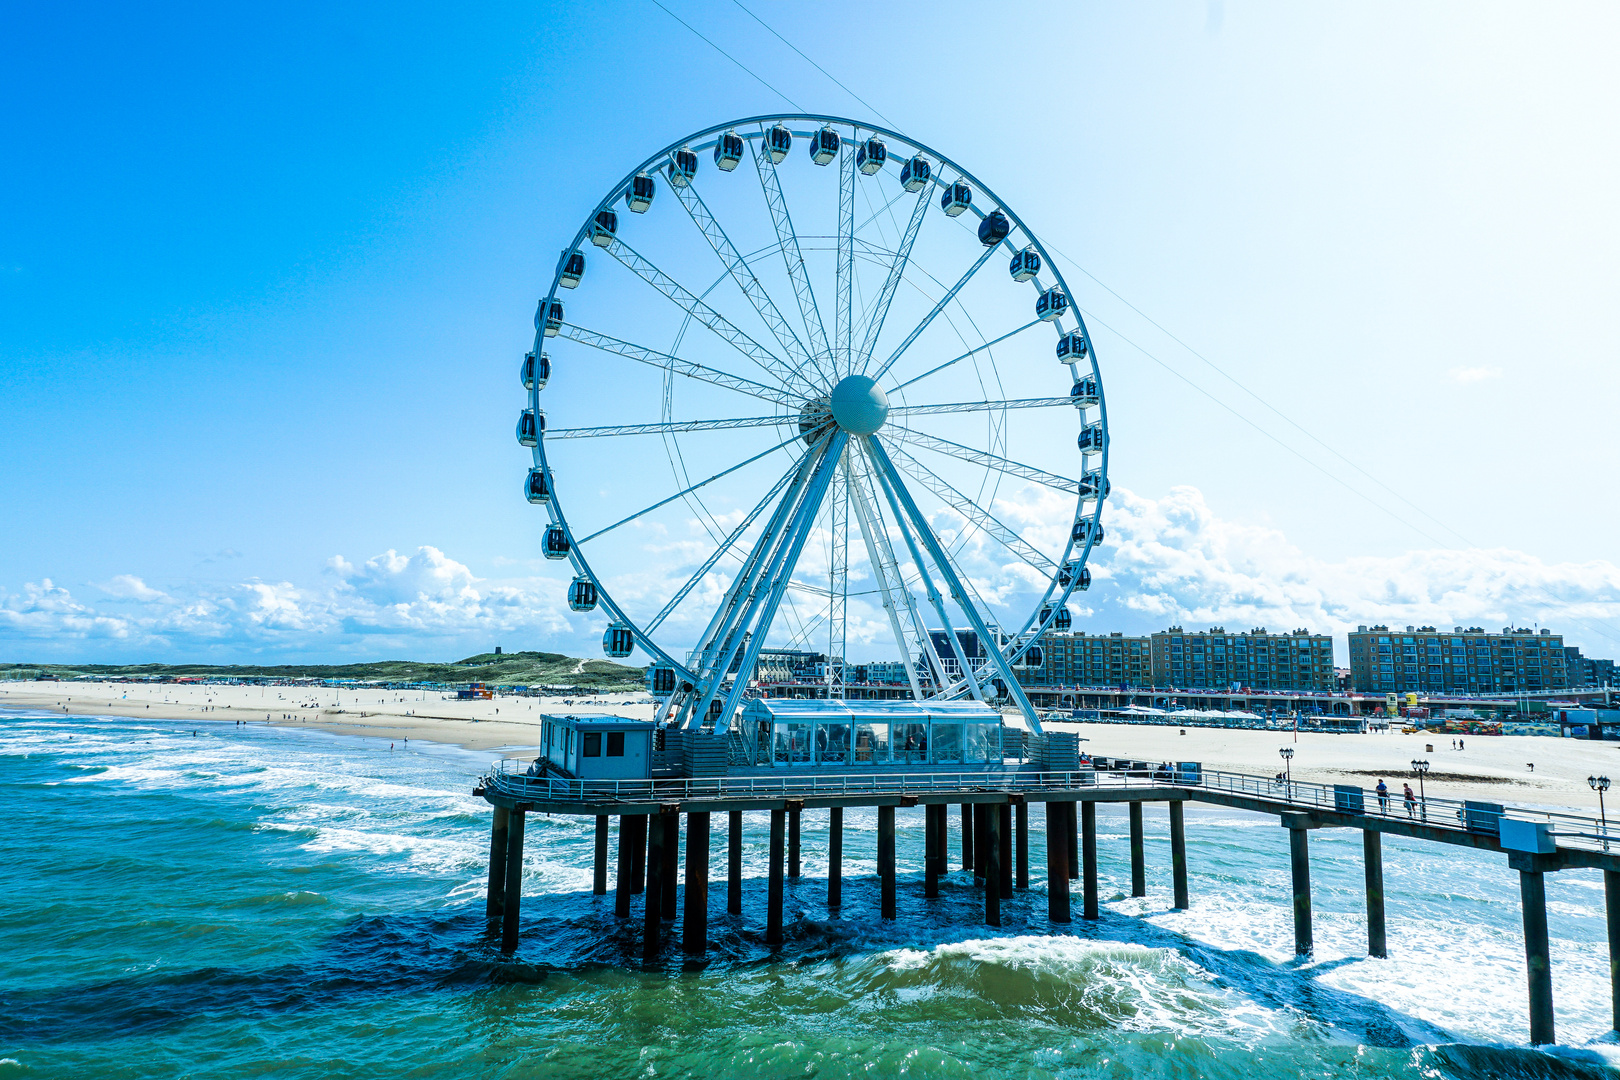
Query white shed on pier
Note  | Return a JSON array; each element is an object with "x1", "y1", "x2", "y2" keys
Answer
[{"x1": 538, "y1": 714, "x2": 654, "y2": 779}]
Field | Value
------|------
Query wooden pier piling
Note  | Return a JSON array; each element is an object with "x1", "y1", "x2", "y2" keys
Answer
[
  {"x1": 997, "y1": 803, "x2": 1013, "y2": 899},
  {"x1": 1607, "y1": 869, "x2": 1620, "y2": 1033},
  {"x1": 878, "y1": 805, "x2": 897, "y2": 920},
  {"x1": 828, "y1": 806, "x2": 844, "y2": 908},
  {"x1": 593, "y1": 815, "x2": 609, "y2": 896},
  {"x1": 1519, "y1": 866, "x2": 1555, "y2": 1045},
  {"x1": 629, "y1": 814, "x2": 646, "y2": 894},
  {"x1": 500, "y1": 809, "x2": 525, "y2": 954},
  {"x1": 1284, "y1": 814, "x2": 1313, "y2": 955},
  {"x1": 1082, "y1": 801, "x2": 1099, "y2": 921},
  {"x1": 961, "y1": 803, "x2": 972, "y2": 871},
  {"x1": 486, "y1": 805, "x2": 509, "y2": 920},
  {"x1": 660, "y1": 811, "x2": 679, "y2": 919},
  {"x1": 1045, "y1": 800, "x2": 1070, "y2": 924},
  {"x1": 1066, "y1": 801, "x2": 1079, "y2": 881},
  {"x1": 1363, "y1": 829, "x2": 1387, "y2": 958},
  {"x1": 788, "y1": 804, "x2": 802, "y2": 879},
  {"x1": 767, "y1": 809, "x2": 785, "y2": 944},
  {"x1": 1169, "y1": 801, "x2": 1189, "y2": 910},
  {"x1": 727, "y1": 810, "x2": 743, "y2": 916},
  {"x1": 985, "y1": 801, "x2": 1002, "y2": 926},
  {"x1": 682, "y1": 811, "x2": 710, "y2": 955},
  {"x1": 924, "y1": 804, "x2": 941, "y2": 898},
  {"x1": 1128, "y1": 800, "x2": 1146, "y2": 897}
]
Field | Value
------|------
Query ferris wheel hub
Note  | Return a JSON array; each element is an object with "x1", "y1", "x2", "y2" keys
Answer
[{"x1": 829, "y1": 375, "x2": 889, "y2": 435}]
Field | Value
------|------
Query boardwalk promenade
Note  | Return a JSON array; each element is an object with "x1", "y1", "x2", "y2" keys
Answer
[{"x1": 477, "y1": 760, "x2": 1618, "y2": 1046}]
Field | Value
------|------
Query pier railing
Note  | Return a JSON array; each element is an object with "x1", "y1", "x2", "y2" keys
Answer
[{"x1": 483, "y1": 759, "x2": 1616, "y2": 856}]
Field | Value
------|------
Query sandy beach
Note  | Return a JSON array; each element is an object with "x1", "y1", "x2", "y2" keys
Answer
[
  {"x1": 0, "y1": 680, "x2": 655, "y2": 757},
  {"x1": 3, "y1": 680, "x2": 1615, "y2": 811}
]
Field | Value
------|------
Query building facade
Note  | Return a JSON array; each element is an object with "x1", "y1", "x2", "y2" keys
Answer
[
  {"x1": 1348, "y1": 625, "x2": 1568, "y2": 694},
  {"x1": 1564, "y1": 647, "x2": 1617, "y2": 688},
  {"x1": 1148, "y1": 627, "x2": 1336, "y2": 691},
  {"x1": 1025, "y1": 631, "x2": 1152, "y2": 688}
]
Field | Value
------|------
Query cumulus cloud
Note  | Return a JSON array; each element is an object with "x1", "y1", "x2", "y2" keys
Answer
[
  {"x1": 0, "y1": 547, "x2": 577, "y2": 661},
  {"x1": 4, "y1": 491, "x2": 1619, "y2": 663}
]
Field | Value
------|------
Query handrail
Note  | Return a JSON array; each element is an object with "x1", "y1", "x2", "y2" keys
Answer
[{"x1": 480, "y1": 760, "x2": 1616, "y2": 857}]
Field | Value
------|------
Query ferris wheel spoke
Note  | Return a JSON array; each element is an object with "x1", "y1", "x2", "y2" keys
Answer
[
  {"x1": 854, "y1": 185, "x2": 930, "y2": 374},
  {"x1": 865, "y1": 244, "x2": 1000, "y2": 383},
  {"x1": 545, "y1": 415, "x2": 789, "y2": 439},
  {"x1": 892, "y1": 396, "x2": 1074, "y2": 418},
  {"x1": 603, "y1": 235, "x2": 799, "y2": 390},
  {"x1": 887, "y1": 444, "x2": 1056, "y2": 573},
  {"x1": 556, "y1": 324, "x2": 800, "y2": 407},
  {"x1": 865, "y1": 434, "x2": 1045, "y2": 733},
  {"x1": 752, "y1": 138, "x2": 833, "y2": 384},
  {"x1": 575, "y1": 433, "x2": 800, "y2": 545},
  {"x1": 889, "y1": 426, "x2": 1079, "y2": 494},
  {"x1": 646, "y1": 452, "x2": 803, "y2": 634},
  {"x1": 827, "y1": 445, "x2": 849, "y2": 696},
  {"x1": 835, "y1": 138, "x2": 855, "y2": 380},
  {"x1": 890, "y1": 319, "x2": 1042, "y2": 393},
  {"x1": 668, "y1": 181, "x2": 814, "y2": 373}
]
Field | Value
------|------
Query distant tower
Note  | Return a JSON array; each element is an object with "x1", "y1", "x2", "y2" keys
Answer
[{"x1": 495, "y1": 645, "x2": 502, "y2": 656}]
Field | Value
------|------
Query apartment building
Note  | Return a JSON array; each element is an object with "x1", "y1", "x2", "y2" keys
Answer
[
  {"x1": 1564, "y1": 646, "x2": 1617, "y2": 688},
  {"x1": 1025, "y1": 631, "x2": 1152, "y2": 687},
  {"x1": 1347, "y1": 625, "x2": 1568, "y2": 694},
  {"x1": 1148, "y1": 626, "x2": 1336, "y2": 691}
]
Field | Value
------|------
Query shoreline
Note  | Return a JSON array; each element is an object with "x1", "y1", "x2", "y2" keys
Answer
[{"x1": 4, "y1": 681, "x2": 1616, "y2": 811}]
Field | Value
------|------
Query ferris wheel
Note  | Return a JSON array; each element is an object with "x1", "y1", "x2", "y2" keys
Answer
[{"x1": 517, "y1": 114, "x2": 1108, "y2": 734}]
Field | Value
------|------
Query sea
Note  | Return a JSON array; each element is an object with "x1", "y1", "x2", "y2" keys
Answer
[{"x1": 2, "y1": 709, "x2": 1616, "y2": 1079}]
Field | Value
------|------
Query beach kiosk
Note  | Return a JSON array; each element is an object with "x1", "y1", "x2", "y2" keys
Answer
[
  {"x1": 537, "y1": 714, "x2": 654, "y2": 779},
  {"x1": 735, "y1": 697, "x2": 1010, "y2": 770}
]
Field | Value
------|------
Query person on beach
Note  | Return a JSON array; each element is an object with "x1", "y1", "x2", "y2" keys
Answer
[
  {"x1": 1376, "y1": 779, "x2": 1389, "y2": 813},
  {"x1": 1459, "y1": 738, "x2": 1465, "y2": 750},
  {"x1": 1403, "y1": 783, "x2": 1417, "y2": 817}
]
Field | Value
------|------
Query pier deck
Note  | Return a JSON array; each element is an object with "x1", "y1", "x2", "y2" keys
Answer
[{"x1": 475, "y1": 760, "x2": 1619, "y2": 1046}]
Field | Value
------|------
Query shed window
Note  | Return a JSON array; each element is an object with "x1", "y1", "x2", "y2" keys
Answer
[
  {"x1": 607, "y1": 731, "x2": 625, "y2": 757},
  {"x1": 582, "y1": 732, "x2": 602, "y2": 757}
]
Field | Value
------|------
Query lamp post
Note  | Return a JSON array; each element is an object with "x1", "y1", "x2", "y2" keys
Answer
[
  {"x1": 1411, "y1": 759, "x2": 1430, "y2": 821},
  {"x1": 1591, "y1": 775, "x2": 1611, "y2": 850},
  {"x1": 1279, "y1": 746, "x2": 1294, "y2": 801}
]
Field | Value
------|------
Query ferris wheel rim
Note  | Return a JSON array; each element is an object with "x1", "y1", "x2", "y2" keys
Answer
[{"x1": 524, "y1": 113, "x2": 1110, "y2": 700}]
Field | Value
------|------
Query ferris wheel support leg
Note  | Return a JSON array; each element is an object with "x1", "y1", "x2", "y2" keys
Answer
[
  {"x1": 865, "y1": 435, "x2": 1045, "y2": 735},
  {"x1": 678, "y1": 447, "x2": 823, "y2": 728},
  {"x1": 714, "y1": 433, "x2": 851, "y2": 726},
  {"x1": 863, "y1": 439, "x2": 985, "y2": 704},
  {"x1": 847, "y1": 462, "x2": 925, "y2": 701}
]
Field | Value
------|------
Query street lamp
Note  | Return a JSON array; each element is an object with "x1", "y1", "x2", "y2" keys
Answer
[
  {"x1": 1411, "y1": 759, "x2": 1430, "y2": 821},
  {"x1": 1591, "y1": 775, "x2": 1611, "y2": 849},
  {"x1": 1280, "y1": 746, "x2": 1295, "y2": 800}
]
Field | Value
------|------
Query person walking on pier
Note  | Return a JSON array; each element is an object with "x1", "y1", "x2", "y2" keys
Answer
[
  {"x1": 1403, "y1": 782, "x2": 1417, "y2": 818},
  {"x1": 1376, "y1": 779, "x2": 1389, "y2": 814}
]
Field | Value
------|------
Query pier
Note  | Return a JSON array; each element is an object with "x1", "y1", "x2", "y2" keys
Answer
[{"x1": 477, "y1": 760, "x2": 1620, "y2": 1046}]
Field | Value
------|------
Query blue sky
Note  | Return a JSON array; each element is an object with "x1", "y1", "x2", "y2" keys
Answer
[{"x1": 3, "y1": 1, "x2": 1618, "y2": 665}]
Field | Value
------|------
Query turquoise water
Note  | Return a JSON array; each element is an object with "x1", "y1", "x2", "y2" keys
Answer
[{"x1": 2, "y1": 710, "x2": 1616, "y2": 1079}]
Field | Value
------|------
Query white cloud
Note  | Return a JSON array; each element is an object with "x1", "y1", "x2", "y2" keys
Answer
[
  {"x1": 95, "y1": 575, "x2": 170, "y2": 602},
  {"x1": 4, "y1": 491, "x2": 1619, "y2": 663},
  {"x1": 1448, "y1": 365, "x2": 1503, "y2": 384}
]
